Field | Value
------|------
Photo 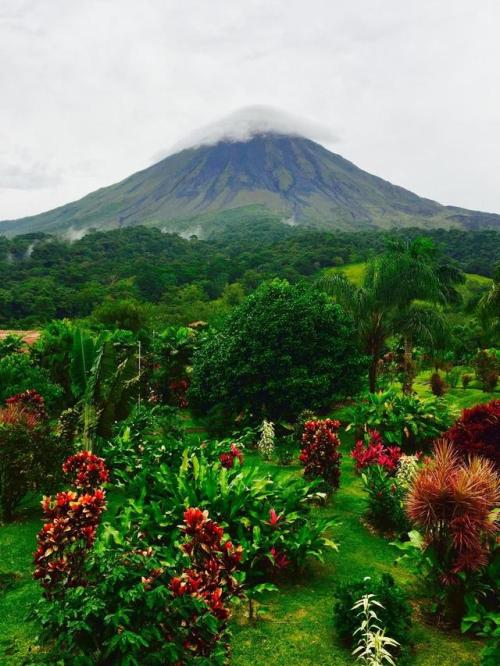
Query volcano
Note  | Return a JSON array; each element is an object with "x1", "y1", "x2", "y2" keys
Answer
[{"x1": 2, "y1": 128, "x2": 499, "y2": 238}]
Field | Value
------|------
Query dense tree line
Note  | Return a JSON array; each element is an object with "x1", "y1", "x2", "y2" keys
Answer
[{"x1": 0, "y1": 221, "x2": 498, "y2": 327}]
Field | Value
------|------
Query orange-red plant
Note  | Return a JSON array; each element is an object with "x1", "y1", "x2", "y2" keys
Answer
[{"x1": 406, "y1": 439, "x2": 499, "y2": 584}]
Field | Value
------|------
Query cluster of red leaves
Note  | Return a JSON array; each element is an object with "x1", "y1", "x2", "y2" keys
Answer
[
  {"x1": 169, "y1": 378, "x2": 189, "y2": 408},
  {"x1": 169, "y1": 508, "x2": 242, "y2": 656},
  {"x1": 299, "y1": 419, "x2": 342, "y2": 489},
  {"x1": 34, "y1": 452, "x2": 109, "y2": 598},
  {"x1": 0, "y1": 404, "x2": 38, "y2": 429},
  {"x1": 406, "y1": 439, "x2": 499, "y2": 584},
  {"x1": 351, "y1": 430, "x2": 403, "y2": 474},
  {"x1": 219, "y1": 443, "x2": 243, "y2": 469},
  {"x1": 6, "y1": 389, "x2": 46, "y2": 420},
  {"x1": 443, "y1": 399, "x2": 500, "y2": 469},
  {"x1": 63, "y1": 451, "x2": 109, "y2": 491},
  {"x1": 34, "y1": 488, "x2": 107, "y2": 596}
]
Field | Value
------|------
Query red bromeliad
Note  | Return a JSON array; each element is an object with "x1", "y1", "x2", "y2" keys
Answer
[
  {"x1": 269, "y1": 546, "x2": 290, "y2": 570},
  {"x1": 351, "y1": 430, "x2": 402, "y2": 474},
  {"x1": 219, "y1": 443, "x2": 244, "y2": 469}
]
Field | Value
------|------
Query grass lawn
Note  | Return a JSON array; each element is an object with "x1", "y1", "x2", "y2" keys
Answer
[
  {"x1": 0, "y1": 412, "x2": 491, "y2": 664},
  {"x1": 413, "y1": 368, "x2": 499, "y2": 410}
]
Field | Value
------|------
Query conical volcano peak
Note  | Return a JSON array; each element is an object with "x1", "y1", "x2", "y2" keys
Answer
[
  {"x1": 2, "y1": 114, "x2": 499, "y2": 237},
  {"x1": 171, "y1": 106, "x2": 338, "y2": 153}
]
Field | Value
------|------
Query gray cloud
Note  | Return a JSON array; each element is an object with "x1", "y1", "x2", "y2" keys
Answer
[
  {"x1": 1, "y1": 0, "x2": 500, "y2": 219},
  {"x1": 0, "y1": 162, "x2": 62, "y2": 190}
]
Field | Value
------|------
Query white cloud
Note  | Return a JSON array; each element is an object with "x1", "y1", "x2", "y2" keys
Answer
[
  {"x1": 164, "y1": 105, "x2": 338, "y2": 156},
  {"x1": 1, "y1": 0, "x2": 500, "y2": 219}
]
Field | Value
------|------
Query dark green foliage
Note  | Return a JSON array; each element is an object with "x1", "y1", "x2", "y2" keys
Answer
[
  {"x1": 0, "y1": 353, "x2": 63, "y2": 413},
  {"x1": 0, "y1": 417, "x2": 64, "y2": 522},
  {"x1": 121, "y1": 448, "x2": 336, "y2": 582},
  {"x1": 333, "y1": 574, "x2": 412, "y2": 651},
  {"x1": 348, "y1": 390, "x2": 453, "y2": 449},
  {"x1": 92, "y1": 298, "x2": 149, "y2": 333},
  {"x1": 189, "y1": 281, "x2": 366, "y2": 420},
  {"x1": 0, "y1": 334, "x2": 23, "y2": 357},
  {"x1": 103, "y1": 404, "x2": 184, "y2": 483},
  {"x1": 0, "y1": 226, "x2": 497, "y2": 327},
  {"x1": 474, "y1": 349, "x2": 499, "y2": 392},
  {"x1": 361, "y1": 466, "x2": 410, "y2": 533}
]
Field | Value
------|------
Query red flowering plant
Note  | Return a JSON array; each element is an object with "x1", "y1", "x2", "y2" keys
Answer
[
  {"x1": 168, "y1": 377, "x2": 190, "y2": 408},
  {"x1": 299, "y1": 419, "x2": 342, "y2": 491},
  {"x1": 219, "y1": 443, "x2": 244, "y2": 469},
  {"x1": 5, "y1": 389, "x2": 46, "y2": 421},
  {"x1": 34, "y1": 452, "x2": 108, "y2": 598},
  {"x1": 351, "y1": 430, "x2": 403, "y2": 475},
  {"x1": 62, "y1": 450, "x2": 110, "y2": 491},
  {"x1": 443, "y1": 399, "x2": 499, "y2": 469},
  {"x1": 168, "y1": 507, "x2": 243, "y2": 657}
]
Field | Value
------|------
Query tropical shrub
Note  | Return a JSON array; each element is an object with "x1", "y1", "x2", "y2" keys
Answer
[
  {"x1": 446, "y1": 366, "x2": 461, "y2": 389},
  {"x1": 102, "y1": 404, "x2": 185, "y2": 484},
  {"x1": 443, "y1": 400, "x2": 500, "y2": 469},
  {"x1": 0, "y1": 398, "x2": 57, "y2": 521},
  {"x1": 299, "y1": 419, "x2": 342, "y2": 491},
  {"x1": 32, "y1": 319, "x2": 75, "y2": 402},
  {"x1": 34, "y1": 451, "x2": 108, "y2": 597},
  {"x1": 348, "y1": 390, "x2": 453, "y2": 449},
  {"x1": 293, "y1": 409, "x2": 317, "y2": 443},
  {"x1": 394, "y1": 455, "x2": 420, "y2": 492},
  {"x1": 0, "y1": 353, "x2": 63, "y2": 413},
  {"x1": 276, "y1": 435, "x2": 295, "y2": 466},
  {"x1": 351, "y1": 430, "x2": 402, "y2": 474},
  {"x1": 405, "y1": 440, "x2": 499, "y2": 620},
  {"x1": 0, "y1": 334, "x2": 23, "y2": 357},
  {"x1": 122, "y1": 450, "x2": 336, "y2": 583},
  {"x1": 461, "y1": 543, "x2": 500, "y2": 666},
  {"x1": 474, "y1": 349, "x2": 499, "y2": 392},
  {"x1": 430, "y1": 371, "x2": 446, "y2": 396},
  {"x1": 333, "y1": 574, "x2": 411, "y2": 656},
  {"x1": 361, "y1": 466, "x2": 410, "y2": 533},
  {"x1": 34, "y1": 487, "x2": 107, "y2": 597},
  {"x1": 189, "y1": 280, "x2": 366, "y2": 420},
  {"x1": 462, "y1": 373, "x2": 473, "y2": 389},
  {"x1": 34, "y1": 508, "x2": 242, "y2": 664},
  {"x1": 257, "y1": 419, "x2": 275, "y2": 460},
  {"x1": 6, "y1": 389, "x2": 47, "y2": 419}
]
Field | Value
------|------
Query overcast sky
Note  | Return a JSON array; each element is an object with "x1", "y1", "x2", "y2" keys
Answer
[{"x1": 2, "y1": 0, "x2": 500, "y2": 220}]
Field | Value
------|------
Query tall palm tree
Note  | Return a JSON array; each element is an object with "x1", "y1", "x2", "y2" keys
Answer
[
  {"x1": 373, "y1": 238, "x2": 460, "y2": 394},
  {"x1": 319, "y1": 263, "x2": 389, "y2": 392},
  {"x1": 320, "y1": 238, "x2": 464, "y2": 394},
  {"x1": 478, "y1": 264, "x2": 500, "y2": 339}
]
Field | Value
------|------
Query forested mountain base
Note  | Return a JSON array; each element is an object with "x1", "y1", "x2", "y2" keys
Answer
[{"x1": 0, "y1": 222, "x2": 498, "y2": 327}]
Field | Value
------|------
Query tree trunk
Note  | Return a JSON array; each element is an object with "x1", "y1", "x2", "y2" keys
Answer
[
  {"x1": 369, "y1": 356, "x2": 378, "y2": 393},
  {"x1": 403, "y1": 335, "x2": 413, "y2": 395}
]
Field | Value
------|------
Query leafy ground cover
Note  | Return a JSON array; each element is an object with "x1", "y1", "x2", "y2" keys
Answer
[{"x1": 0, "y1": 423, "x2": 485, "y2": 665}]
